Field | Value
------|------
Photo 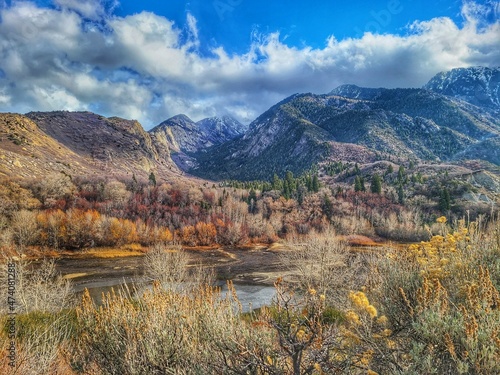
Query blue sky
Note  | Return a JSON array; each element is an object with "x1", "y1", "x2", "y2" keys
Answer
[
  {"x1": 0, "y1": 0, "x2": 498, "y2": 127},
  {"x1": 115, "y1": 0, "x2": 465, "y2": 54}
]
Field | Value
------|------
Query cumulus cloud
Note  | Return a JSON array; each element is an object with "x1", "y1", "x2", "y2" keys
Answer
[
  {"x1": 53, "y1": 0, "x2": 117, "y2": 20},
  {"x1": 0, "y1": 1, "x2": 498, "y2": 128}
]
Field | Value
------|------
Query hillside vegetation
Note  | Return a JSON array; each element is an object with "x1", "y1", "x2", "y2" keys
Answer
[{"x1": 1, "y1": 216, "x2": 499, "y2": 374}]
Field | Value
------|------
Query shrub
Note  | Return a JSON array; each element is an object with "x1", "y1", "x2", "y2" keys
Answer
[{"x1": 373, "y1": 217, "x2": 500, "y2": 374}]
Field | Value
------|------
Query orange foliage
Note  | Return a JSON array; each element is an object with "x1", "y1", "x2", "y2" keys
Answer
[
  {"x1": 105, "y1": 217, "x2": 139, "y2": 246},
  {"x1": 195, "y1": 222, "x2": 217, "y2": 246},
  {"x1": 181, "y1": 225, "x2": 197, "y2": 246},
  {"x1": 37, "y1": 209, "x2": 67, "y2": 248}
]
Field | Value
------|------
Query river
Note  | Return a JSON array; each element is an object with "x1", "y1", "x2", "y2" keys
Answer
[{"x1": 55, "y1": 248, "x2": 281, "y2": 311}]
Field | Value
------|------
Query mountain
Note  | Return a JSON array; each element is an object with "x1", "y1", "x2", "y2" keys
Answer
[
  {"x1": 150, "y1": 114, "x2": 202, "y2": 154},
  {"x1": 149, "y1": 114, "x2": 246, "y2": 171},
  {"x1": 197, "y1": 116, "x2": 248, "y2": 145},
  {"x1": 191, "y1": 87, "x2": 500, "y2": 181},
  {"x1": 1, "y1": 67, "x2": 499, "y2": 186},
  {"x1": 0, "y1": 111, "x2": 181, "y2": 180},
  {"x1": 150, "y1": 114, "x2": 245, "y2": 154},
  {"x1": 424, "y1": 66, "x2": 500, "y2": 110},
  {"x1": 0, "y1": 110, "x2": 247, "y2": 181},
  {"x1": 329, "y1": 84, "x2": 385, "y2": 101}
]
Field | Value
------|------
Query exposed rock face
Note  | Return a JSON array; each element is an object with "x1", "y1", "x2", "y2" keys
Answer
[
  {"x1": 0, "y1": 111, "x2": 181, "y2": 180},
  {"x1": 191, "y1": 87, "x2": 499, "y2": 181},
  {"x1": 1, "y1": 67, "x2": 499, "y2": 189},
  {"x1": 149, "y1": 114, "x2": 246, "y2": 154},
  {"x1": 424, "y1": 66, "x2": 500, "y2": 111}
]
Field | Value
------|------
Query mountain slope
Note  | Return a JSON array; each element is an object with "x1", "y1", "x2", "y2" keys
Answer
[
  {"x1": 194, "y1": 101, "x2": 333, "y2": 180},
  {"x1": 424, "y1": 66, "x2": 500, "y2": 110},
  {"x1": 150, "y1": 114, "x2": 202, "y2": 154},
  {"x1": 149, "y1": 114, "x2": 246, "y2": 155},
  {"x1": 0, "y1": 111, "x2": 181, "y2": 180},
  {"x1": 197, "y1": 116, "x2": 248, "y2": 145},
  {"x1": 0, "y1": 113, "x2": 92, "y2": 179},
  {"x1": 191, "y1": 88, "x2": 500, "y2": 181}
]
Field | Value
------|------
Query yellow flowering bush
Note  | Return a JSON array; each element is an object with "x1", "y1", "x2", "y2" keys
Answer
[{"x1": 375, "y1": 217, "x2": 500, "y2": 374}]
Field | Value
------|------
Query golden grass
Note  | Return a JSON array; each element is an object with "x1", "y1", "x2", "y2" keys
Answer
[
  {"x1": 268, "y1": 242, "x2": 286, "y2": 251},
  {"x1": 339, "y1": 235, "x2": 381, "y2": 247},
  {"x1": 62, "y1": 273, "x2": 90, "y2": 280},
  {"x1": 76, "y1": 247, "x2": 145, "y2": 259}
]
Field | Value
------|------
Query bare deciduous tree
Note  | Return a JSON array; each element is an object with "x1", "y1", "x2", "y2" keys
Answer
[
  {"x1": 281, "y1": 226, "x2": 365, "y2": 307},
  {"x1": 144, "y1": 243, "x2": 215, "y2": 293},
  {"x1": 10, "y1": 209, "x2": 39, "y2": 249}
]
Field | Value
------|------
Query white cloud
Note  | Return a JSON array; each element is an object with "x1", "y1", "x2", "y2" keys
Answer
[
  {"x1": 0, "y1": 1, "x2": 498, "y2": 128},
  {"x1": 53, "y1": 0, "x2": 117, "y2": 20}
]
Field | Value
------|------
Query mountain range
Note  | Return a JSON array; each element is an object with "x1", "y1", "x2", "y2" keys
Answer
[
  {"x1": 0, "y1": 111, "x2": 244, "y2": 181},
  {"x1": 0, "y1": 66, "x2": 499, "y2": 188},
  {"x1": 191, "y1": 67, "x2": 500, "y2": 181}
]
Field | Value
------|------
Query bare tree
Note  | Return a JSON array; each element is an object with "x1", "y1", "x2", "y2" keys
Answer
[
  {"x1": 281, "y1": 226, "x2": 364, "y2": 307},
  {"x1": 144, "y1": 243, "x2": 214, "y2": 293},
  {"x1": 143, "y1": 243, "x2": 189, "y2": 292},
  {"x1": 0, "y1": 258, "x2": 72, "y2": 314},
  {"x1": 32, "y1": 172, "x2": 75, "y2": 206},
  {"x1": 10, "y1": 209, "x2": 39, "y2": 249}
]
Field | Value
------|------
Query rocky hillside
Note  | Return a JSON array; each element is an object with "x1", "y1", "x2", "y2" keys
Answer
[
  {"x1": 424, "y1": 66, "x2": 499, "y2": 111},
  {"x1": 191, "y1": 88, "x2": 500, "y2": 181},
  {"x1": 150, "y1": 114, "x2": 245, "y2": 154},
  {"x1": 0, "y1": 111, "x2": 181, "y2": 180},
  {"x1": 1, "y1": 66, "x2": 498, "y2": 188}
]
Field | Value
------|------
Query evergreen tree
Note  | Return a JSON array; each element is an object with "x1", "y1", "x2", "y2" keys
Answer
[
  {"x1": 439, "y1": 188, "x2": 451, "y2": 212},
  {"x1": 297, "y1": 184, "x2": 307, "y2": 205},
  {"x1": 312, "y1": 174, "x2": 320, "y2": 193},
  {"x1": 398, "y1": 165, "x2": 405, "y2": 183},
  {"x1": 321, "y1": 194, "x2": 334, "y2": 221},
  {"x1": 370, "y1": 173, "x2": 382, "y2": 194},
  {"x1": 354, "y1": 163, "x2": 361, "y2": 175},
  {"x1": 148, "y1": 172, "x2": 157, "y2": 186},
  {"x1": 283, "y1": 171, "x2": 295, "y2": 199},
  {"x1": 354, "y1": 176, "x2": 362, "y2": 192},
  {"x1": 306, "y1": 175, "x2": 313, "y2": 192},
  {"x1": 272, "y1": 174, "x2": 282, "y2": 191},
  {"x1": 397, "y1": 184, "x2": 405, "y2": 205}
]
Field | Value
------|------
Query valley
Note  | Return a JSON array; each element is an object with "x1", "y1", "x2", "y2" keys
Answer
[{"x1": 0, "y1": 66, "x2": 499, "y2": 375}]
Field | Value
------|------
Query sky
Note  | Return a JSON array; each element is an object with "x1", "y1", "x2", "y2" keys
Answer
[{"x1": 0, "y1": 0, "x2": 498, "y2": 128}]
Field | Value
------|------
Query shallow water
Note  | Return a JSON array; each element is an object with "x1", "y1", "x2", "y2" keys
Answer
[{"x1": 56, "y1": 255, "x2": 276, "y2": 311}]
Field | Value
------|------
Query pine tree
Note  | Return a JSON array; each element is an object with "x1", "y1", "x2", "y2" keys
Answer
[
  {"x1": 321, "y1": 194, "x2": 334, "y2": 221},
  {"x1": 398, "y1": 165, "x2": 405, "y2": 183},
  {"x1": 370, "y1": 173, "x2": 382, "y2": 194},
  {"x1": 354, "y1": 163, "x2": 361, "y2": 175},
  {"x1": 397, "y1": 184, "x2": 405, "y2": 205},
  {"x1": 148, "y1": 172, "x2": 157, "y2": 186},
  {"x1": 312, "y1": 174, "x2": 320, "y2": 193},
  {"x1": 354, "y1": 176, "x2": 362, "y2": 192},
  {"x1": 272, "y1": 174, "x2": 282, "y2": 191},
  {"x1": 439, "y1": 188, "x2": 451, "y2": 212},
  {"x1": 306, "y1": 175, "x2": 313, "y2": 192}
]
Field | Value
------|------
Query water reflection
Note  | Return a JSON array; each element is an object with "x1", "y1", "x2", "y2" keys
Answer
[{"x1": 76, "y1": 280, "x2": 275, "y2": 312}]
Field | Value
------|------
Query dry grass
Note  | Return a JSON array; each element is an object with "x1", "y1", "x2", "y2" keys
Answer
[
  {"x1": 339, "y1": 234, "x2": 380, "y2": 247},
  {"x1": 73, "y1": 247, "x2": 145, "y2": 259}
]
